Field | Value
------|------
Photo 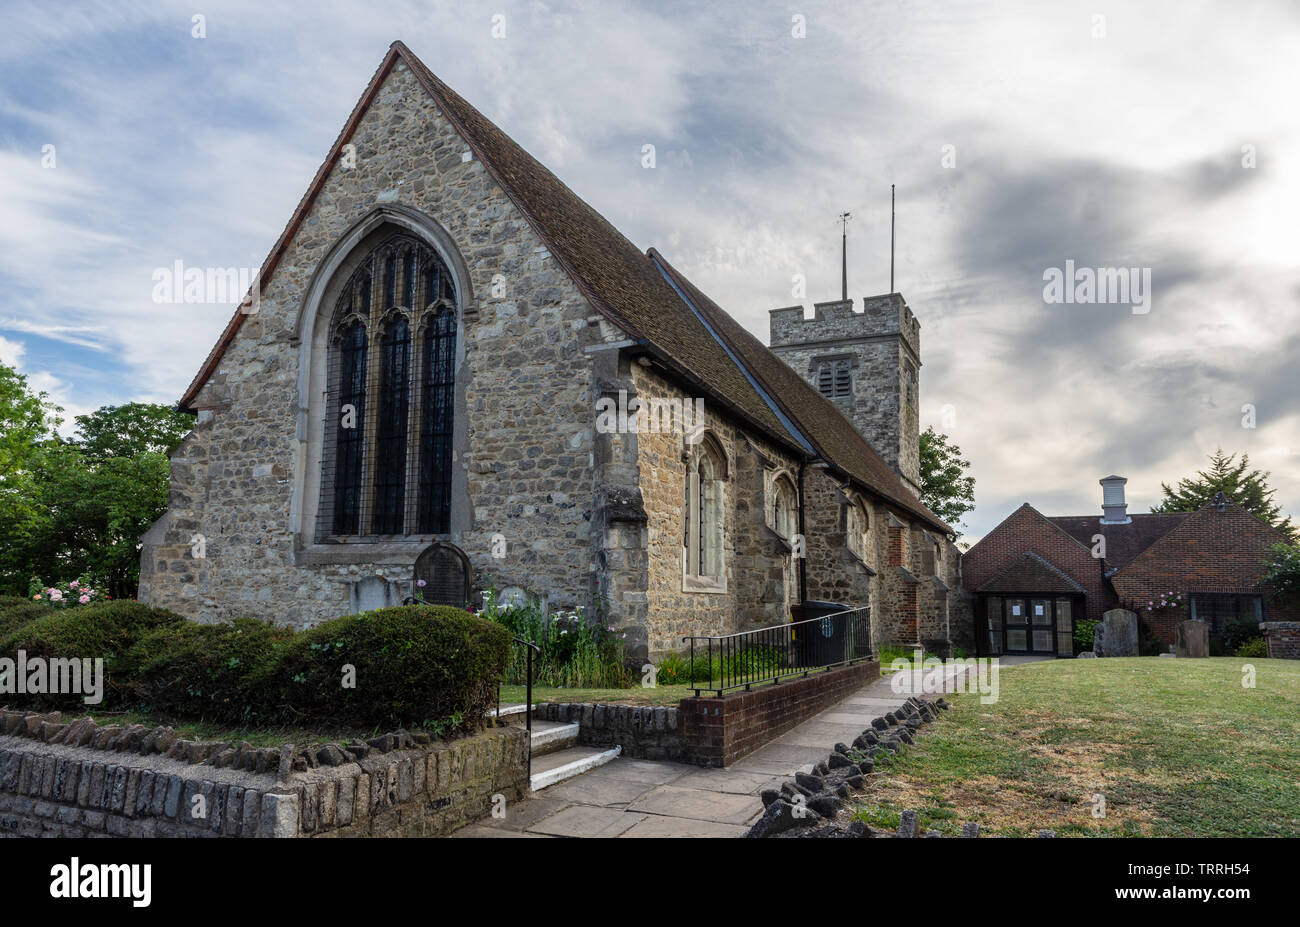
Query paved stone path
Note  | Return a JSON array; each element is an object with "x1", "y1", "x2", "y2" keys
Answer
[{"x1": 452, "y1": 656, "x2": 1049, "y2": 838}]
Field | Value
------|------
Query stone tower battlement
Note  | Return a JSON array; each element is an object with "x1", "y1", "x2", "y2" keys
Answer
[
  {"x1": 768, "y1": 294, "x2": 922, "y2": 496},
  {"x1": 769, "y1": 294, "x2": 920, "y2": 355}
]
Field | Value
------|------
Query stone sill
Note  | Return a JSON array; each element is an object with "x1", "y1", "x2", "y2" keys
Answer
[
  {"x1": 295, "y1": 540, "x2": 445, "y2": 566},
  {"x1": 682, "y1": 575, "x2": 727, "y2": 595}
]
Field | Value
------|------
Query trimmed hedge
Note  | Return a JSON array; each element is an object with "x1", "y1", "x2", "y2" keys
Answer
[
  {"x1": 0, "y1": 600, "x2": 53, "y2": 639},
  {"x1": 0, "y1": 602, "x2": 512, "y2": 731},
  {"x1": 125, "y1": 618, "x2": 295, "y2": 723},
  {"x1": 0, "y1": 601, "x2": 185, "y2": 708},
  {"x1": 264, "y1": 606, "x2": 513, "y2": 730}
]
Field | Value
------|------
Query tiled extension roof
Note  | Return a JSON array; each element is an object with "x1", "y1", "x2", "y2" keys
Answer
[
  {"x1": 1047, "y1": 512, "x2": 1190, "y2": 569},
  {"x1": 976, "y1": 551, "x2": 1087, "y2": 595},
  {"x1": 177, "y1": 41, "x2": 947, "y2": 532}
]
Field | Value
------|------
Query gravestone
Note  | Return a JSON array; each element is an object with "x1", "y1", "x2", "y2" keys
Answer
[
  {"x1": 1094, "y1": 609, "x2": 1139, "y2": 657},
  {"x1": 350, "y1": 575, "x2": 392, "y2": 614},
  {"x1": 1175, "y1": 619, "x2": 1209, "y2": 658},
  {"x1": 413, "y1": 543, "x2": 471, "y2": 607},
  {"x1": 496, "y1": 586, "x2": 528, "y2": 609}
]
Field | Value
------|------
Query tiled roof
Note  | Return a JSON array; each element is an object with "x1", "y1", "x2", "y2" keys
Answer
[
  {"x1": 1047, "y1": 512, "x2": 1189, "y2": 568},
  {"x1": 1110, "y1": 500, "x2": 1291, "y2": 603},
  {"x1": 650, "y1": 250, "x2": 949, "y2": 530},
  {"x1": 177, "y1": 41, "x2": 948, "y2": 532},
  {"x1": 976, "y1": 551, "x2": 1088, "y2": 594}
]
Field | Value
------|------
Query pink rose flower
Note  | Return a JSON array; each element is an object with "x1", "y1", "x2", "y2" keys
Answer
[{"x1": 79, "y1": 595, "x2": 90, "y2": 604}]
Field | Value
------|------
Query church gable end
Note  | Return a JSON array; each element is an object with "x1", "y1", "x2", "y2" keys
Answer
[{"x1": 143, "y1": 52, "x2": 623, "y2": 628}]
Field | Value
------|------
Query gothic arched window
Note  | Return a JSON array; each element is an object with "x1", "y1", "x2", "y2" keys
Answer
[
  {"x1": 772, "y1": 474, "x2": 797, "y2": 540},
  {"x1": 320, "y1": 233, "x2": 458, "y2": 539},
  {"x1": 686, "y1": 434, "x2": 727, "y2": 581},
  {"x1": 846, "y1": 496, "x2": 870, "y2": 561}
]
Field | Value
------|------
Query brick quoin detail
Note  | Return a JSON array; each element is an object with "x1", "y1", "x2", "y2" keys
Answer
[{"x1": 888, "y1": 526, "x2": 904, "y2": 568}]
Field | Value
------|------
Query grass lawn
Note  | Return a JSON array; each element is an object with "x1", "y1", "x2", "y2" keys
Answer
[
  {"x1": 497, "y1": 684, "x2": 692, "y2": 707},
  {"x1": 498, "y1": 663, "x2": 873, "y2": 707},
  {"x1": 851, "y1": 657, "x2": 1300, "y2": 837},
  {"x1": 78, "y1": 709, "x2": 394, "y2": 748}
]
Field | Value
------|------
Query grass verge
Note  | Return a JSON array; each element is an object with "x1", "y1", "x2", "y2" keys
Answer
[{"x1": 849, "y1": 657, "x2": 1300, "y2": 837}]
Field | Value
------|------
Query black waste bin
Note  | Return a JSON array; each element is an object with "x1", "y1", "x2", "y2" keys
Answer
[{"x1": 793, "y1": 600, "x2": 851, "y2": 668}]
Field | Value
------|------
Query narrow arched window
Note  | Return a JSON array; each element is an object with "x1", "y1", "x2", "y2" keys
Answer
[
  {"x1": 686, "y1": 435, "x2": 726, "y2": 581},
  {"x1": 772, "y1": 475, "x2": 797, "y2": 540},
  {"x1": 846, "y1": 497, "x2": 870, "y2": 560},
  {"x1": 419, "y1": 306, "x2": 456, "y2": 533},
  {"x1": 372, "y1": 315, "x2": 410, "y2": 534},
  {"x1": 332, "y1": 320, "x2": 367, "y2": 535},
  {"x1": 320, "y1": 233, "x2": 457, "y2": 540}
]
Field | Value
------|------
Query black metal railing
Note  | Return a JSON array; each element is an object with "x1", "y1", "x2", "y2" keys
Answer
[
  {"x1": 682, "y1": 605, "x2": 873, "y2": 697},
  {"x1": 496, "y1": 635, "x2": 541, "y2": 779}
]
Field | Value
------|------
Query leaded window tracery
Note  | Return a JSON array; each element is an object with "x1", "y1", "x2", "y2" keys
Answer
[{"x1": 319, "y1": 233, "x2": 458, "y2": 539}]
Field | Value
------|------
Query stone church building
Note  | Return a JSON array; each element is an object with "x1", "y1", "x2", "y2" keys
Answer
[{"x1": 139, "y1": 41, "x2": 967, "y2": 662}]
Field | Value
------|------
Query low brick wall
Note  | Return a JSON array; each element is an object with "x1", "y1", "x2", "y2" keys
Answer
[
  {"x1": 532, "y1": 703, "x2": 684, "y2": 760},
  {"x1": 0, "y1": 710, "x2": 527, "y2": 838},
  {"x1": 1261, "y1": 622, "x2": 1300, "y2": 660},
  {"x1": 679, "y1": 660, "x2": 880, "y2": 767}
]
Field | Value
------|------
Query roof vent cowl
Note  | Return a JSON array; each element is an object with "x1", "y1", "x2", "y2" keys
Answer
[{"x1": 1099, "y1": 474, "x2": 1132, "y2": 525}]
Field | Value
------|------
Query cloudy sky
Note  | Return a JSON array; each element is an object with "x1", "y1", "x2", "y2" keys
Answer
[{"x1": 2, "y1": 0, "x2": 1296, "y2": 540}]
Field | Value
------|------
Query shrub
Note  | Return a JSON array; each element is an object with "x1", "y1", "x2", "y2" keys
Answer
[
  {"x1": 265, "y1": 605, "x2": 512, "y2": 730},
  {"x1": 124, "y1": 618, "x2": 294, "y2": 723},
  {"x1": 1073, "y1": 618, "x2": 1099, "y2": 651},
  {"x1": 0, "y1": 601, "x2": 185, "y2": 709},
  {"x1": 1235, "y1": 636, "x2": 1268, "y2": 659},
  {"x1": 27, "y1": 577, "x2": 105, "y2": 608},
  {"x1": 0, "y1": 600, "x2": 53, "y2": 638},
  {"x1": 1211, "y1": 614, "x2": 1263, "y2": 656}
]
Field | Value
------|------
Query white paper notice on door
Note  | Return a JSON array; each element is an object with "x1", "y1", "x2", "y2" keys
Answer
[
  {"x1": 1035, "y1": 604, "x2": 1044, "y2": 616},
  {"x1": 1011, "y1": 605, "x2": 1021, "y2": 616}
]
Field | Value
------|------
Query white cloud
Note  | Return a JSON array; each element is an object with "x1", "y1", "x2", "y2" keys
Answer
[{"x1": 0, "y1": 0, "x2": 1295, "y2": 531}]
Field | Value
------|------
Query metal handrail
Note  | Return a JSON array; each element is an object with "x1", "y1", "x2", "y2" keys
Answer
[
  {"x1": 497, "y1": 635, "x2": 541, "y2": 779},
  {"x1": 681, "y1": 604, "x2": 873, "y2": 698}
]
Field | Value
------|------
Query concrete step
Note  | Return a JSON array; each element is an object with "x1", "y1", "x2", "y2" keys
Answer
[
  {"x1": 530, "y1": 745, "x2": 621, "y2": 792},
  {"x1": 527, "y1": 719, "x2": 580, "y2": 758},
  {"x1": 489, "y1": 702, "x2": 535, "y2": 720}
]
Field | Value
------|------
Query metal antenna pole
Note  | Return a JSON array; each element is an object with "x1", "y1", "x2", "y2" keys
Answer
[{"x1": 838, "y1": 211, "x2": 852, "y2": 301}]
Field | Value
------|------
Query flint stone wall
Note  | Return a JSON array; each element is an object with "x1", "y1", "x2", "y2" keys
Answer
[
  {"x1": 532, "y1": 702, "x2": 684, "y2": 761},
  {"x1": 0, "y1": 710, "x2": 525, "y2": 838}
]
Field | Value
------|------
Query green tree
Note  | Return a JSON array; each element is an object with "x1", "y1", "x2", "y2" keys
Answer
[
  {"x1": 74, "y1": 402, "x2": 191, "y2": 461},
  {"x1": 919, "y1": 425, "x2": 976, "y2": 536},
  {"x1": 1152, "y1": 448, "x2": 1296, "y2": 542},
  {"x1": 0, "y1": 362, "x2": 62, "y2": 592},
  {"x1": 0, "y1": 365, "x2": 190, "y2": 598},
  {"x1": 0, "y1": 360, "x2": 61, "y2": 478},
  {"x1": 1262, "y1": 542, "x2": 1300, "y2": 613},
  {"x1": 19, "y1": 444, "x2": 173, "y2": 599}
]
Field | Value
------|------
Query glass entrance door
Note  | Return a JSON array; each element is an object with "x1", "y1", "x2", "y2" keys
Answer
[
  {"x1": 1028, "y1": 598, "x2": 1055, "y2": 653},
  {"x1": 1004, "y1": 597, "x2": 1029, "y2": 652},
  {"x1": 1001, "y1": 597, "x2": 1058, "y2": 654}
]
